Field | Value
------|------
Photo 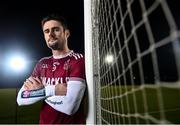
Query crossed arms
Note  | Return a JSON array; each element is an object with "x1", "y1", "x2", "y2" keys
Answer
[{"x1": 17, "y1": 76, "x2": 86, "y2": 115}]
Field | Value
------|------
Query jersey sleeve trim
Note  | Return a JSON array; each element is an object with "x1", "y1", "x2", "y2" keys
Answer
[{"x1": 67, "y1": 77, "x2": 85, "y2": 83}]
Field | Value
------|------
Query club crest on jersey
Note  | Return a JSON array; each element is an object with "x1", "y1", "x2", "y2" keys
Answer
[
  {"x1": 42, "y1": 64, "x2": 48, "y2": 69},
  {"x1": 64, "y1": 59, "x2": 70, "y2": 70},
  {"x1": 52, "y1": 62, "x2": 60, "y2": 72}
]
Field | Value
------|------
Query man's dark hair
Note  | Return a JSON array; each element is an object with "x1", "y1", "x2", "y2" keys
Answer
[{"x1": 41, "y1": 14, "x2": 68, "y2": 29}]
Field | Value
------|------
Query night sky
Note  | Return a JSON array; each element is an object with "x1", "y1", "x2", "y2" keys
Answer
[
  {"x1": 0, "y1": 0, "x2": 84, "y2": 88},
  {"x1": 0, "y1": 0, "x2": 180, "y2": 88}
]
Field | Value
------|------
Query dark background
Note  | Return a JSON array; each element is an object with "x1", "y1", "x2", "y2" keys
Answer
[{"x1": 0, "y1": 0, "x2": 84, "y2": 88}]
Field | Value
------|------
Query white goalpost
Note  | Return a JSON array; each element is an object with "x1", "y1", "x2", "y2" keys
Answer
[{"x1": 84, "y1": 0, "x2": 96, "y2": 124}]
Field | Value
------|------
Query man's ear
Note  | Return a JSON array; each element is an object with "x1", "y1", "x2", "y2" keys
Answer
[{"x1": 65, "y1": 29, "x2": 70, "y2": 38}]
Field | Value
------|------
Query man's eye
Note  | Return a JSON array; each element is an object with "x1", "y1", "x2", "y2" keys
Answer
[
  {"x1": 44, "y1": 30, "x2": 49, "y2": 33},
  {"x1": 54, "y1": 28, "x2": 60, "y2": 32}
]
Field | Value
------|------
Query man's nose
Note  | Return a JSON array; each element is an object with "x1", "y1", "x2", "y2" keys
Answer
[{"x1": 49, "y1": 30, "x2": 55, "y2": 36}]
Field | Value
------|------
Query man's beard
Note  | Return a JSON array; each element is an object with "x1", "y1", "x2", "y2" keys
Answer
[{"x1": 48, "y1": 39, "x2": 65, "y2": 50}]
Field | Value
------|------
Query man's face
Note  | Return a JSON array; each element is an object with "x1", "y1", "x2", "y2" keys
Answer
[{"x1": 43, "y1": 20, "x2": 69, "y2": 50}]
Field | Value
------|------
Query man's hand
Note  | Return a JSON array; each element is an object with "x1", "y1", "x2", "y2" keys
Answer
[
  {"x1": 23, "y1": 76, "x2": 67, "y2": 95},
  {"x1": 55, "y1": 83, "x2": 67, "y2": 96},
  {"x1": 24, "y1": 76, "x2": 43, "y2": 90}
]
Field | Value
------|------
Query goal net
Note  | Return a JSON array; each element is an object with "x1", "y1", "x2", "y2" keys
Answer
[{"x1": 91, "y1": 0, "x2": 180, "y2": 124}]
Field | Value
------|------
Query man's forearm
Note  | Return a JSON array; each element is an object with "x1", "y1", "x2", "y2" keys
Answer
[
  {"x1": 21, "y1": 88, "x2": 46, "y2": 98},
  {"x1": 17, "y1": 86, "x2": 45, "y2": 106},
  {"x1": 17, "y1": 84, "x2": 67, "y2": 106},
  {"x1": 22, "y1": 84, "x2": 67, "y2": 98}
]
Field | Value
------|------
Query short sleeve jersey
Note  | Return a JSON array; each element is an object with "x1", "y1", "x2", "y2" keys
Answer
[{"x1": 31, "y1": 51, "x2": 86, "y2": 124}]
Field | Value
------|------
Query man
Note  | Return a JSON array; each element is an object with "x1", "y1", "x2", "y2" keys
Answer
[{"x1": 17, "y1": 14, "x2": 86, "y2": 124}]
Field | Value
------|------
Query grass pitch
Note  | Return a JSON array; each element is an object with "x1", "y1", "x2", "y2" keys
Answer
[
  {"x1": 1, "y1": 86, "x2": 180, "y2": 124},
  {"x1": 0, "y1": 88, "x2": 42, "y2": 124},
  {"x1": 101, "y1": 85, "x2": 180, "y2": 124}
]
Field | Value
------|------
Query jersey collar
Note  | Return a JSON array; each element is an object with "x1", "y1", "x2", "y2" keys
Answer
[{"x1": 53, "y1": 50, "x2": 74, "y2": 59}]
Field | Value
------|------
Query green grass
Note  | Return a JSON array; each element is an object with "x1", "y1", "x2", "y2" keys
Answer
[
  {"x1": 0, "y1": 88, "x2": 42, "y2": 124},
  {"x1": 101, "y1": 85, "x2": 180, "y2": 124},
  {"x1": 1, "y1": 86, "x2": 180, "y2": 124}
]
